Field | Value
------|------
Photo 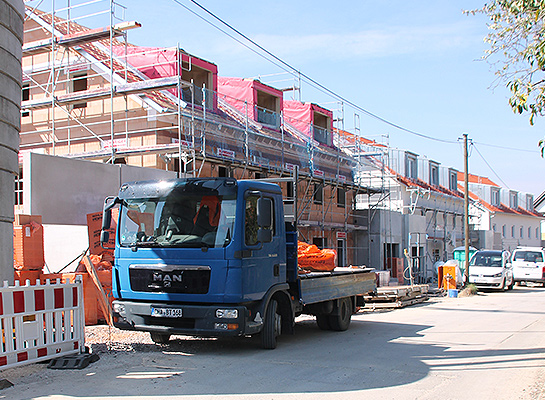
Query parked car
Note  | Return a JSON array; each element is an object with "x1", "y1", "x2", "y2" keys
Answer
[
  {"x1": 511, "y1": 247, "x2": 545, "y2": 286},
  {"x1": 468, "y1": 250, "x2": 514, "y2": 290}
]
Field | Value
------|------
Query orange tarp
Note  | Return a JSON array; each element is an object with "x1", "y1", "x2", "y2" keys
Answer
[{"x1": 298, "y1": 241, "x2": 336, "y2": 272}]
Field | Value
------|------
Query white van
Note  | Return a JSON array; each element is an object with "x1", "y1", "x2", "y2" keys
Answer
[{"x1": 511, "y1": 247, "x2": 545, "y2": 286}]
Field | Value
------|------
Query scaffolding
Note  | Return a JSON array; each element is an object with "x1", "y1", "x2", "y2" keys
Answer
[{"x1": 20, "y1": 0, "x2": 387, "y2": 268}]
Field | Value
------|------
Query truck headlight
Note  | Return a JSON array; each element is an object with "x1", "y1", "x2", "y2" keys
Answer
[{"x1": 216, "y1": 309, "x2": 238, "y2": 319}]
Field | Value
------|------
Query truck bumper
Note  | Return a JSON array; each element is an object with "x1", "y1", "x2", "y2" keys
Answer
[{"x1": 112, "y1": 300, "x2": 263, "y2": 337}]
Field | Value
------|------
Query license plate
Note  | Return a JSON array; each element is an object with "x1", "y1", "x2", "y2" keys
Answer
[
  {"x1": 151, "y1": 307, "x2": 182, "y2": 318},
  {"x1": 474, "y1": 279, "x2": 487, "y2": 284}
]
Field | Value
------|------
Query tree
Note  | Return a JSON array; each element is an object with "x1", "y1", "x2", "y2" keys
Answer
[{"x1": 469, "y1": 1, "x2": 545, "y2": 154}]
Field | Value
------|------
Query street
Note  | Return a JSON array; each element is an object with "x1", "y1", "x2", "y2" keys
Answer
[{"x1": 2, "y1": 286, "x2": 545, "y2": 400}]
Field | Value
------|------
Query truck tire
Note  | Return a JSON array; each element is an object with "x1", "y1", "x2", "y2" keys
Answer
[
  {"x1": 316, "y1": 314, "x2": 331, "y2": 330},
  {"x1": 261, "y1": 299, "x2": 281, "y2": 349},
  {"x1": 150, "y1": 332, "x2": 171, "y2": 344},
  {"x1": 329, "y1": 297, "x2": 351, "y2": 331}
]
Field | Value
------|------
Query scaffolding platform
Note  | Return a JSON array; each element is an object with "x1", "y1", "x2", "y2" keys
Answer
[{"x1": 363, "y1": 284, "x2": 429, "y2": 309}]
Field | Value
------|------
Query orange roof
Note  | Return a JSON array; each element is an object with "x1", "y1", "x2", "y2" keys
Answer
[{"x1": 457, "y1": 171, "x2": 499, "y2": 187}]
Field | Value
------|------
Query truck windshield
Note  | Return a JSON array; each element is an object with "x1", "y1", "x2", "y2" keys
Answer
[{"x1": 119, "y1": 193, "x2": 236, "y2": 248}]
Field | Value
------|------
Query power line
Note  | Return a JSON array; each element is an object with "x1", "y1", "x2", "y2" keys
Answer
[
  {"x1": 170, "y1": 0, "x2": 458, "y2": 145},
  {"x1": 472, "y1": 143, "x2": 510, "y2": 189},
  {"x1": 473, "y1": 141, "x2": 538, "y2": 153}
]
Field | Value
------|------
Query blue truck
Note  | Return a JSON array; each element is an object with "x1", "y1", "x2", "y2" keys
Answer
[{"x1": 101, "y1": 177, "x2": 376, "y2": 349}]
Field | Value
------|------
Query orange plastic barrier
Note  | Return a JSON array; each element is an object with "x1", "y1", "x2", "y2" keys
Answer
[{"x1": 298, "y1": 241, "x2": 337, "y2": 272}]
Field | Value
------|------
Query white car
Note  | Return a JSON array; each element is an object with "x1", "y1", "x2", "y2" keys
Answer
[
  {"x1": 511, "y1": 247, "x2": 545, "y2": 286},
  {"x1": 468, "y1": 250, "x2": 514, "y2": 291}
]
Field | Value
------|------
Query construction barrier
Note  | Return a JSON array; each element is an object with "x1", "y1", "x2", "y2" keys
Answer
[{"x1": 0, "y1": 277, "x2": 85, "y2": 371}]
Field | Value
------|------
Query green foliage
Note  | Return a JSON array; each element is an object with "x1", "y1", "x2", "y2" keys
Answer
[{"x1": 469, "y1": 1, "x2": 545, "y2": 154}]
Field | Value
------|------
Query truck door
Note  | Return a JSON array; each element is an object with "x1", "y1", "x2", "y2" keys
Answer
[{"x1": 241, "y1": 192, "x2": 285, "y2": 300}]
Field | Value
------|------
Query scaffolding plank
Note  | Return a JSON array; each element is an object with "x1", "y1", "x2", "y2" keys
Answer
[{"x1": 22, "y1": 28, "x2": 124, "y2": 56}]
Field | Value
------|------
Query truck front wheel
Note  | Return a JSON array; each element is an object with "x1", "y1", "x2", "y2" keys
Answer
[
  {"x1": 261, "y1": 299, "x2": 281, "y2": 349},
  {"x1": 329, "y1": 297, "x2": 352, "y2": 331},
  {"x1": 150, "y1": 332, "x2": 171, "y2": 344}
]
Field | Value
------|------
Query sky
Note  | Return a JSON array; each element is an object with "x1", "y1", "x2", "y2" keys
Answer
[{"x1": 110, "y1": 0, "x2": 545, "y2": 196}]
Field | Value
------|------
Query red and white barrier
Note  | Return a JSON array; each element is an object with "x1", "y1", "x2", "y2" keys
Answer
[{"x1": 0, "y1": 276, "x2": 85, "y2": 370}]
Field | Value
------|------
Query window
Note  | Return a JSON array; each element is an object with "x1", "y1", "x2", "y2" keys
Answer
[
  {"x1": 520, "y1": 226, "x2": 524, "y2": 238},
  {"x1": 314, "y1": 183, "x2": 323, "y2": 205},
  {"x1": 429, "y1": 162, "x2": 439, "y2": 186},
  {"x1": 453, "y1": 215, "x2": 456, "y2": 228},
  {"x1": 313, "y1": 237, "x2": 327, "y2": 250},
  {"x1": 491, "y1": 188, "x2": 500, "y2": 207},
  {"x1": 14, "y1": 167, "x2": 23, "y2": 206},
  {"x1": 529, "y1": 227, "x2": 532, "y2": 239},
  {"x1": 337, "y1": 188, "x2": 346, "y2": 208},
  {"x1": 71, "y1": 72, "x2": 88, "y2": 109},
  {"x1": 509, "y1": 191, "x2": 518, "y2": 209},
  {"x1": 405, "y1": 153, "x2": 418, "y2": 179},
  {"x1": 527, "y1": 195, "x2": 534, "y2": 211},
  {"x1": 502, "y1": 225, "x2": 506, "y2": 237},
  {"x1": 449, "y1": 169, "x2": 458, "y2": 191},
  {"x1": 254, "y1": 172, "x2": 266, "y2": 179},
  {"x1": 537, "y1": 227, "x2": 540, "y2": 239},
  {"x1": 218, "y1": 166, "x2": 229, "y2": 178},
  {"x1": 511, "y1": 225, "x2": 515, "y2": 238},
  {"x1": 21, "y1": 83, "x2": 30, "y2": 117},
  {"x1": 245, "y1": 195, "x2": 259, "y2": 246},
  {"x1": 493, "y1": 224, "x2": 496, "y2": 232},
  {"x1": 286, "y1": 181, "x2": 294, "y2": 202}
]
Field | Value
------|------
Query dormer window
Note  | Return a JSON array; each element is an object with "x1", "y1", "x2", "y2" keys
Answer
[
  {"x1": 491, "y1": 188, "x2": 500, "y2": 207},
  {"x1": 429, "y1": 162, "x2": 439, "y2": 186},
  {"x1": 448, "y1": 169, "x2": 458, "y2": 191},
  {"x1": 218, "y1": 77, "x2": 282, "y2": 130},
  {"x1": 509, "y1": 191, "x2": 518, "y2": 209},
  {"x1": 405, "y1": 153, "x2": 418, "y2": 179},
  {"x1": 284, "y1": 101, "x2": 333, "y2": 146},
  {"x1": 527, "y1": 194, "x2": 534, "y2": 211}
]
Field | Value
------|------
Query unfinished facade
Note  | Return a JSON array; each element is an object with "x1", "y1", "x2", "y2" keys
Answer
[{"x1": 19, "y1": 1, "x2": 378, "y2": 268}]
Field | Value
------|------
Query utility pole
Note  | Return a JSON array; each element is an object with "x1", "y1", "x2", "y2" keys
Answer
[{"x1": 463, "y1": 133, "x2": 470, "y2": 285}]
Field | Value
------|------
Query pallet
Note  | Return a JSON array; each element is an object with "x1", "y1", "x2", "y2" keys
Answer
[{"x1": 363, "y1": 284, "x2": 429, "y2": 310}]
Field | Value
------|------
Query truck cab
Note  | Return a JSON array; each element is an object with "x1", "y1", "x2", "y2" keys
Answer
[{"x1": 102, "y1": 177, "x2": 375, "y2": 349}]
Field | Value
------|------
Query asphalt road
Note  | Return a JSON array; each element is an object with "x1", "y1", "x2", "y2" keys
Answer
[{"x1": 3, "y1": 286, "x2": 545, "y2": 400}]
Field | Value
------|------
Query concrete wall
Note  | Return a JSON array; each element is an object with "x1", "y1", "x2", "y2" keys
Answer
[
  {"x1": 19, "y1": 152, "x2": 176, "y2": 271},
  {"x1": 0, "y1": 0, "x2": 23, "y2": 283},
  {"x1": 22, "y1": 152, "x2": 177, "y2": 225}
]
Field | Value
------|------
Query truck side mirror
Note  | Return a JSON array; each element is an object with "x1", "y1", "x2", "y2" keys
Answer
[
  {"x1": 257, "y1": 198, "x2": 272, "y2": 228},
  {"x1": 102, "y1": 209, "x2": 112, "y2": 230},
  {"x1": 100, "y1": 230, "x2": 110, "y2": 244}
]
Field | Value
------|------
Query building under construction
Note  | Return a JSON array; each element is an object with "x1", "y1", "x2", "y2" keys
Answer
[{"x1": 20, "y1": 0, "x2": 383, "y2": 268}]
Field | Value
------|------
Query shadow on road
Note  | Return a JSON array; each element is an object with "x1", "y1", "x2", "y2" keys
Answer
[{"x1": 7, "y1": 314, "x2": 543, "y2": 398}]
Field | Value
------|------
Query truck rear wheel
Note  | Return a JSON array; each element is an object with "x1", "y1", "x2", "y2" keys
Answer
[
  {"x1": 329, "y1": 297, "x2": 352, "y2": 331},
  {"x1": 150, "y1": 332, "x2": 171, "y2": 344},
  {"x1": 261, "y1": 299, "x2": 281, "y2": 349},
  {"x1": 316, "y1": 314, "x2": 331, "y2": 330}
]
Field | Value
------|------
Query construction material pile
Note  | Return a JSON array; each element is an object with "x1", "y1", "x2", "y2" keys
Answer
[{"x1": 298, "y1": 241, "x2": 337, "y2": 273}]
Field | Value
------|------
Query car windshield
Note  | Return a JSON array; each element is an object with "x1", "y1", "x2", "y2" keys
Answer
[
  {"x1": 513, "y1": 251, "x2": 544, "y2": 262},
  {"x1": 119, "y1": 192, "x2": 236, "y2": 249},
  {"x1": 470, "y1": 252, "x2": 502, "y2": 267}
]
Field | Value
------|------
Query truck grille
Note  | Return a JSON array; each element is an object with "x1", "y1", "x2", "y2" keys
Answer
[{"x1": 129, "y1": 268, "x2": 210, "y2": 294}]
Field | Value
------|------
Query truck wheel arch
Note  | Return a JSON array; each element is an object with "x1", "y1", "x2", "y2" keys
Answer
[{"x1": 257, "y1": 284, "x2": 294, "y2": 335}]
